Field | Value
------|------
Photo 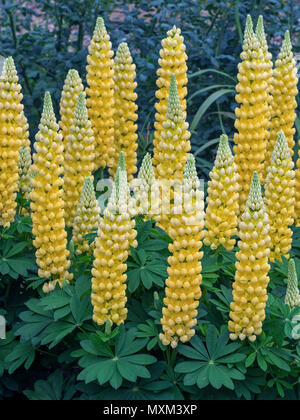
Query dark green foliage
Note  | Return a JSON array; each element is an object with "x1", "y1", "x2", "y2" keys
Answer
[{"x1": 1, "y1": 217, "x2": 300, "y2": 400}]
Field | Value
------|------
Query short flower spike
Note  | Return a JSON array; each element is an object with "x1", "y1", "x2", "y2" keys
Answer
[
  {"x1": 229, "y1": 171, "x2": 271, "y2": 342},
  {"x1": 18, "y1": 145, "x2": 32, "y2": 199},
  {"x1": 72, "y1": 176, "x2": 100, "y2": 255},
  {"x1": 285, "y1": 259, "x2": 300, "y2": 309},
  {"x1": 134, "y1": 153, "x2": 159, "y2": 217},
  {"x1": 30, "y1": 92, "x2": 72, "y2": 291},
  {"x1": 265, "y1": 131, "x2": 295, "y2": 262},
  {"x1": 86, "y1": 17, "x2": 115, "y2": 169},
  {"x1": 91, "y1": 153, "x2": 137, "y2": 326},
  {"x1": 205, "y1": 134, "x2": 239, "y2": 251},
  {"x1": 234, "y1": 15, "x2": 270, "y2": 213}
]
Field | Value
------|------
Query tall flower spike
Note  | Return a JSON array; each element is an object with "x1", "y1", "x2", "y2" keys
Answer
[
  {"x1": 234, "y1": 15, "x2": 270, "y2": 213},
  {"x1": 266, "y1": 31, "x2": 298, "y2": 179},
  {"x1": 285, "y1": 259, "x2": 300, "y2": 309},
  {"x1": 72, "y1": 176, "x2": 100, "y2": 255},
  {"x1": 159, "y1": 154, "x2": 205, "y2": 348},
  {"x1": 154, "y1": 74, "x2": 191, "y2": 179},
  {"x1": 18, "y1": 145, "x2": 32, "y2": 199},
  {"x1": 110, "y1": 43, "x2": 138, "y2": 180},
  {"x1": 59, "y1": 69, "x2": 84, "y2": 146},
  {"x1": 255, "y1": 15, "x2": 273, "y2": 180},
  {"x1": 229, "y1": 172, "x2": 271, "y2": 342},
  {"x1": 86, "y1": 17, "x2": 115, "y2": 169},
  {"x1": 134, "y1": 153, "x2": 159, "y2": 217},
  {"x1": 91, "y1": 153, "x2": 137, "y2": 326},
  {"x1": 153, "y1": 26, "x2": 188, "y2": 170},
  {"x1": 63, "y1": 92, "x2": 95, "y2": 227},
  {"x1": 264, "y1": 131, "x2": 295, "y2": 262},
  {"x1": 204, "y1": 134, "x2": 239, "y2": 251},
  {"x1": 30, "y1": 92, "x2": 72, "y2": 292},
  {"x1": 0, "y1": 57, "x2": 26, "y2": 227},
  {"x1": 154, "y1": 75, "x2": 191, "y2": 234}
]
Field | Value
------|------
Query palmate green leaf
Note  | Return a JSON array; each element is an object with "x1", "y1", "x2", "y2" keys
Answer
[
  {"x1": 175, "y1": 327, "x2": 245, "y2": 391},
  {"x1": 41, "y1": 321, "x2": 77, "y2": 349},
  {"x1": 15, "y1": 282, "x2": 92, "y2": 349},
  {"x1": 75, "y1": 328, "x2": 156, "y2": 389},
  {"x1": 5, "y1": 341, "x2": 35, "y2": 374}
]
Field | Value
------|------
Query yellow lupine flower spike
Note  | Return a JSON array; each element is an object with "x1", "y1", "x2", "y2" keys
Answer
[
  {"x1": 154, "y1": 74, "x2": 191, "y2": 179},
  {"x1": 204, "y1": 134, "x2": 239, "y2": 251},
  {"x1": 63, "y1": 92, "x2": 95, "y2": 227},
  {"x1": 18, "y1": 145, "x2": 32, "y2": 199},
  {"x1": 110, "y1": 42, "x2": 138, "y2": 180},
  {"x1": 229, "y1": 172, "x2": 271, "y2": 343},
  {"x1": 234, "y1": 15, "x2": 269, "y2": 213},
  {"x1": 255, "y1": 16, "x2": 273, "y2": 96},
  {"x1": 265, "y1": 31, "x2": 298, "y2": 176},
  {"x1": 91, "y1": 152, "x2": 137, "y2": 326},
  {"x1": 264, "y1": 131, "x2": 295, "y2": 262},
  {"x1": 86, "y1": 17, "x2": 115, "y2": 169},
  {"x1": 154, "y1": 74, "x2": 191, "y2": 234},
  {"x1": 153, "y1": 26, "x2": 188, "y2": 170},
  {"x1": 134, "y1": 153, "x2": 160, "y2": 218},
  {"x1": 285, "y1": 259, "x2": 300, "y2": 309},
  {"x1": 59, "y1": 69, "x2": 84, "y2": 145},
  {"x1": 159, "y1": 155, "x2": 205, "y2": 348},
  {"x1": 255, "y1": 15, "x2": 273, "y2": 180},
  {"x1": 0, "y1": 57, "x2": 26, "y2": 228},
  {"x1": 72, "y1": 176, "x2": 100, "y2": 255},
  {"x1": 30, "y1": 92, "x2": 72, "y2": 292}
]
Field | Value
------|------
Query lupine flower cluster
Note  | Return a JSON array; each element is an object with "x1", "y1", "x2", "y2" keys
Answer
[{"x1": 1, "y1": 13, "x2": 300, "y2": 347}]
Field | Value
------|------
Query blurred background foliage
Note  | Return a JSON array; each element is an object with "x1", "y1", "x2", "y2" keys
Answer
[{"x1": 0, "y1": 0, "x2": 300, "y2": 177}]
